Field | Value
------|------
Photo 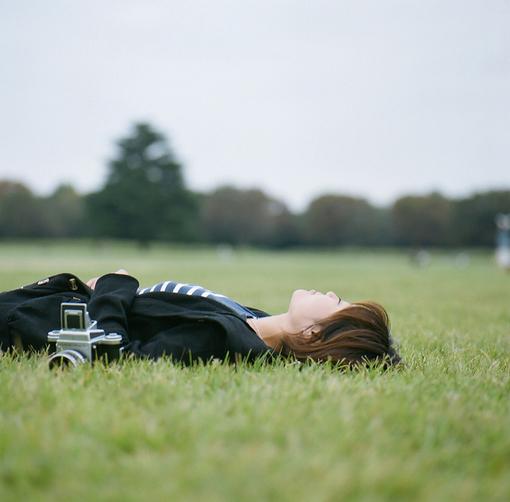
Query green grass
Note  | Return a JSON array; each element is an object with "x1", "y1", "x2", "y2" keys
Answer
[{"x1": 0, "y1": 242, "x2": 509, "y2": 501}]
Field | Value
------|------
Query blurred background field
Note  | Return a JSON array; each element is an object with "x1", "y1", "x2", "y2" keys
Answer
[{"x1": 0, "y1": 241, "x2": 509, "y2": 501}]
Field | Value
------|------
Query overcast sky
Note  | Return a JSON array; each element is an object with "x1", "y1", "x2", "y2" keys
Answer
[{"x1": 1, "y1": 0, "x2": 509, "y2": 211}]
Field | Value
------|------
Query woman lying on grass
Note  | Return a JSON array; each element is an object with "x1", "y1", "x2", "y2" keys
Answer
[{"x1": 0, "y1": 269, "x2": 400, "y2": 368}]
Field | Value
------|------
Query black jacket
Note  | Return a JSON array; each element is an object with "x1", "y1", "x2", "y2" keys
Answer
[{"x1": 0, "y1": 272, "x2": 273, "y2": 363}]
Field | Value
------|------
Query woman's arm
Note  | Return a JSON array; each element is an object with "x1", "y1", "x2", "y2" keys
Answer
[
  {"x1": 87, "y1": 271, "x2": 139, "y2": 344},
  {"x1": 86, "y1": 269, "x2": 129, "y2": 290}
]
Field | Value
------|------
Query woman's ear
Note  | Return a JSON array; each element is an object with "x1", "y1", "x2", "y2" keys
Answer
[{"x1": 302, "y1": 324, "x2": 322, "y2": 337}]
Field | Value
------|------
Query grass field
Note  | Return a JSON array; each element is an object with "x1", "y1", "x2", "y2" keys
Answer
[{"x1": 0, "y1": 241, "x2": 509, "y2": 501}]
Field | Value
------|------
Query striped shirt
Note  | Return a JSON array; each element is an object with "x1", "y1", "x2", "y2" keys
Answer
[{"x1": 137, "y1": 280, "x2": 258, "y2": 319}]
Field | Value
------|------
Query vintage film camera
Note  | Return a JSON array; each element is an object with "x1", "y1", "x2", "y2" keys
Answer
[{"x1": 47, "y1": 302, "x2": 123, "y2": 369}]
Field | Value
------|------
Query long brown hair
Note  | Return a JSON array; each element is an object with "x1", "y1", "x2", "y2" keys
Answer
[{"x1": 280, "y1": 301, "x2": 401, "y2": 368}]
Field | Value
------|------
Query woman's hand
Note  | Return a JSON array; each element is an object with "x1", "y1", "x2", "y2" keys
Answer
[{"x1": 86, "y1": 269, "x2": 129, "y2": 290}]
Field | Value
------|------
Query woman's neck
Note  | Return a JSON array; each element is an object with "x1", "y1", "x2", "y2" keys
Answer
[{"x1": 246, "y1": 314, "x2": 295, "y2": 349}]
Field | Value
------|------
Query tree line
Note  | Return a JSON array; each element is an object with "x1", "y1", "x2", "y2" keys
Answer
[{"x1": 1, "y1": 123, "x2": 509, "y2": 248}]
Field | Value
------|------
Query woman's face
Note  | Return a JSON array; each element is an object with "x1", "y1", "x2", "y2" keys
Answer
[{"x1": 287, "y1": 289, "x2": 352, "y2": 333}]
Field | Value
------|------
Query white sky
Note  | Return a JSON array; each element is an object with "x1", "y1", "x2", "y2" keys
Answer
[{"x1": 1, "y1": 0, "x2": 509, "y2": 211}]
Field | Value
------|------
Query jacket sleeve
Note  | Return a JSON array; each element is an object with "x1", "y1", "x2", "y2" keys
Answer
[{"x1": 87, "y1": 273, "x2": 139, "y2": 343}]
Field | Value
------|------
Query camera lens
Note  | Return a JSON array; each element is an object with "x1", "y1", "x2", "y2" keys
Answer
[{"x1": 48, "y1": 350, "x2": 87, "y2": 369}]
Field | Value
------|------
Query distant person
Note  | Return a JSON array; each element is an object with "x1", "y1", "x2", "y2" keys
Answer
[
  {"x1": 495, "y1": 214, "x2": 510, "y2": 271},
  {"x1": 0, "y1": 270, "x2": 400, "y2": 368}
]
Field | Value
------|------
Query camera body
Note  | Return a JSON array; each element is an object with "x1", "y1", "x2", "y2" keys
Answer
[{"x1": 47, "y1": 302, "x2": 123, "y2": 368}]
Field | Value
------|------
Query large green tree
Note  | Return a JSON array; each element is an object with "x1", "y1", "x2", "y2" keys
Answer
[{"x1": 86, "y1": 123, "x2": 200, "y2": 243}]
